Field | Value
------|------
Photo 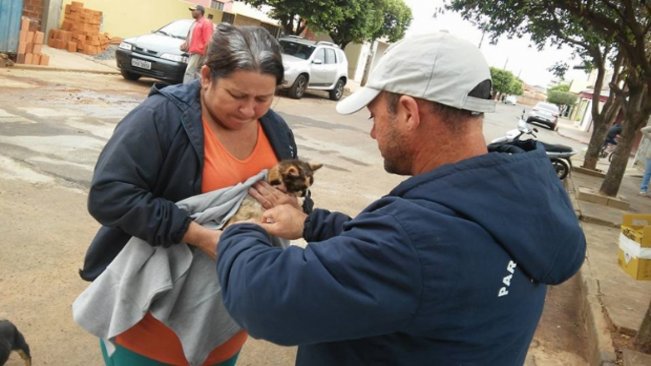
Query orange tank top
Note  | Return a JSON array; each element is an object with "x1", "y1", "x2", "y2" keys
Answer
[{"x1": 115, "y1": 119, "x2": 279, "y2": 365}]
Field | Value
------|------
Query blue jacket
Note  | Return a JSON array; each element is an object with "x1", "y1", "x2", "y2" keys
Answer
[
  {"x1": 217, "y1": 143, "x2": 586, "y2": 365},
  {"x1": 80, "y1": 81, "x2": 298, "y2": 281}
]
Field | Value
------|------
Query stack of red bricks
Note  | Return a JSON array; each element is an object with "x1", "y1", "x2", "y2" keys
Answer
[
  {"x1": 15, "y1": 16, "x2": 49, "y2": 66},
  {"x1": 47, "y1": 1, "x2": 112, "y2": 56}
]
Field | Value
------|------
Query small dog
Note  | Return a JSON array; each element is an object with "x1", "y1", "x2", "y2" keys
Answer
[{"x1": 0, "y1": 320, "x2": 31, "y2": 366}]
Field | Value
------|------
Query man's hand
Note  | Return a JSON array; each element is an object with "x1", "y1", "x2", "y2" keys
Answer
[
  {"x1": 180, "y1": 41, "x2": 188, "y2": 52},
  {"x1": 259, "y1": 204, "x2": 307, "y2": 240},
  {"x1": 249, "y1": 181, "x2": 300, "y2": 210}
]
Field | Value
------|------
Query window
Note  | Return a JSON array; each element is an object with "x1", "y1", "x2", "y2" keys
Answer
[
  {"x1": 312, "y1": 48, "x2": 325, "y2": 63},
  {"x1": 221, "y1": 12, "x2": 234, "y2": 24},
  {"x1": 324, "y1": 48, "x2": 336, "y2": 64},
  {"x1": 211, "y1": 0, "x2": 224, "y2": 10}
]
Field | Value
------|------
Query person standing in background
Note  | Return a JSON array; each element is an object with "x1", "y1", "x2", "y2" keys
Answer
[
  {"x1": 639, "y1": 126, "x2": 651, "y2": 196},
  {"x1": 182, "y1": 5, "x2": 213, "y2": 83}
]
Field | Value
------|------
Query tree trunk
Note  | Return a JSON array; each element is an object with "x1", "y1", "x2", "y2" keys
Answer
[
  {"x1": 600, "y1": 80, "x2": 651, "y2": 196},
  {"x1": 582, "y1": 52, "x2": 624, "y2": 170},
  {"x1": 636, "y1": 300, "x2": 651, "y2": 353}
]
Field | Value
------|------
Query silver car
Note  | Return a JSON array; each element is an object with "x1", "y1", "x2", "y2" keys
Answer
[
  {"x1": 526, "y1": 102, "x2": 560, "y2": 130},
  {"x1": 278, "y1": 36, "x2": 348, "y2": 100}
]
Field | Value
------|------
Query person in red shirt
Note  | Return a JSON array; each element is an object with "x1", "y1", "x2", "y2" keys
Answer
[{"x1": 182, "y1": 5, "x2": 214, "y2": 83}]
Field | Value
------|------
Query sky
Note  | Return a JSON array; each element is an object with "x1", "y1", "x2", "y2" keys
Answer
[{"x1": 403, "y1": 0, "x2": 585, "y2": 88}]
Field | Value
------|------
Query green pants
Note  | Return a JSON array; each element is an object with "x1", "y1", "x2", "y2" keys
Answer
[{"x1": 100, "y1": 340, "x2": 239, "y2": 366}]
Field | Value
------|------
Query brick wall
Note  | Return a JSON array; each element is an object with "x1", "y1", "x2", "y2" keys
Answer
[{"x1": 22, "y1": 0, "x2": 44, "y2": 32}]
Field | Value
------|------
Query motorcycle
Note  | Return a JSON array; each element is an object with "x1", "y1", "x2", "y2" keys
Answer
[{"x1": 489, "y1": 114, "x2": 576, "y2": 180}]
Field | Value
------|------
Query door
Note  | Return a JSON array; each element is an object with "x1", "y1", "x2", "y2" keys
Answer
[
  {"x1": 0, "y1": 0, "x2": 24, "y2": 53},
  {"x1": 309, "y1": 47, "x2": 338, "y2": 87}
]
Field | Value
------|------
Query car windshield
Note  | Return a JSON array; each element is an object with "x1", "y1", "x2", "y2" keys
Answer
[
  {"x1": 157, "y1": 20, "x2": 192, "y2": 39},
  {"x1": 279, "y1": 40, "x2": 315, "y2": 60},
  {"x1": 536, "y1": 103, "x2": 559, "y2": 114}
]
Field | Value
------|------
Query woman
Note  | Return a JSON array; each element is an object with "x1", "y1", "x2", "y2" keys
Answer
[{"x1": 81, "y1": 24, "x2": 303, "y2": 365}]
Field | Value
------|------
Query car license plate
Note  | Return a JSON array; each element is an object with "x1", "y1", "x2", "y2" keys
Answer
[{"x1": 131, "y1": 59, "x2": 151, "y2": 70}]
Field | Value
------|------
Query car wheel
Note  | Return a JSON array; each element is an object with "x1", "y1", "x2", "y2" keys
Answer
[
  {"x1": 120, "y1": 69, "x2": 141, "y2": 81},
  {"x1": 328, "y1": 79, "x2": 345, "y2": 101},
  {"x1": 288, "y1": 74, "x2": 308, "y2": 99},
  {"x1": 550, "y1": 158, "x2": 570, "y2": 180}
]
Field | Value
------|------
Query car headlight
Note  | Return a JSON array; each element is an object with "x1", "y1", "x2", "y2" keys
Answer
[
  {"x1": 161, "y1": 53, "x2": 188, "y2": 63},
  {"x1": 118, "y1": 42, "x2": 132, "y2": 51}
]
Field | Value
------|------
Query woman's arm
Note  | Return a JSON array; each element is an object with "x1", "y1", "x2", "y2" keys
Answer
[{"x1": 88, "y1": 102, "x2": 193, "y2": 247}]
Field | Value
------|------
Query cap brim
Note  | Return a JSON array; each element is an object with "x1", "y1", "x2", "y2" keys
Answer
[
  {"x1": 336, "y1": 87, "x2": 381, "y2": 115},
  {"x1": 189, "y1": 7, "x2": 196, "y2": 11}
]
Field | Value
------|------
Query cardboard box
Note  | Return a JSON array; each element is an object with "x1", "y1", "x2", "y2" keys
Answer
[{"x1": 618, "y1": 214, "x2": 651, "y2": 280}]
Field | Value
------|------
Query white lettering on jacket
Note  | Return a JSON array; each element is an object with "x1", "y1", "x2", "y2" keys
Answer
[{"x1": 498, "y1": 260, "x2": 517, "y2": 297}]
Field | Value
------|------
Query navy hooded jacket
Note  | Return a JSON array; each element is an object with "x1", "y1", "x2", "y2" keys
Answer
[
  {"x1": 80, "y1": 81, "x2": 298, "y2": 281},
  {"x1": 217, "y1": 143, "x2": 586, "y2": 365}
]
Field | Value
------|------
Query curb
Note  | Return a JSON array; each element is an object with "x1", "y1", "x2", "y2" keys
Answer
[
  {"x1": 566, "y1": 175, "x2": 618, "y2": 365},
  {"x1": 9, "y1": 63, "x2": 120, "y2": 75}
]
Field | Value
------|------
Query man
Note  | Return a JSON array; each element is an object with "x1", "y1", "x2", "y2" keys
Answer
[
  {"x1": 216, "y1": 32, "x2": 586, "y2": 365},
  {"x1": 181, "y1": 5, "x2": 213, "y2": 83},
  {"x1": 605, "y1": 122, "x2": 622, "y2": 146}
]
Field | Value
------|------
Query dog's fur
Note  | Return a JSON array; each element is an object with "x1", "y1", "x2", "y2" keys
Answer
[{"x1": 0, "y1": 320, "x2": 31, "y2": 366}]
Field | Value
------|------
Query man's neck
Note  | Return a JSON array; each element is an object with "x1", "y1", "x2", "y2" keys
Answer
[{"x1": 412, "y1": 129, "x2": 488, "y2": 175}]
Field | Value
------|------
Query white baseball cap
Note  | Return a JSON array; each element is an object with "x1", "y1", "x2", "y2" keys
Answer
[{"x1": 336, "y1": 32, "x2": 495, "y2": 115}]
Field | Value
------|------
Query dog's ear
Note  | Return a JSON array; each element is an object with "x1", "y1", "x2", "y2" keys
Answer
[{"x1": 309, "y1": 163, "x2": 323, "y2": 171}]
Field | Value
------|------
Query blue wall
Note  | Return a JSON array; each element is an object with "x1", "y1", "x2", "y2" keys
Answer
[{"x1": 0, "y1": 0, "x2": 24, "y2": 53}]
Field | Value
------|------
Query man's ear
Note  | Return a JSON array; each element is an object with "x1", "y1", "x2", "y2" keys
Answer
[{"x1": 398, "y1": 95, "x2": 421, "y2": 130}]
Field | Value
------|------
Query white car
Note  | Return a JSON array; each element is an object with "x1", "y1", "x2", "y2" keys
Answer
[{"x1": 278, "y1": 36, "x2": 348, "y2": 100}]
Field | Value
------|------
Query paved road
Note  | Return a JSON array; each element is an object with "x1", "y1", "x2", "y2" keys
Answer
[{"x1": 0, "y1": 68, "x2": 589, "y2": 365}]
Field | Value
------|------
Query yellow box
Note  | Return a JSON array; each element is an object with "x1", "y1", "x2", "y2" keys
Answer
[
  {"x1": 618, "y1": 232, "x2": 651, "y2": 280},
  {"x1": 621, "y1": 213, "x2": 651, "y2": 247}
]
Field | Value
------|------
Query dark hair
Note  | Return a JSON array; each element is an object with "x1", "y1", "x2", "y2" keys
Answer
[{"x1": 204, "y1": 23, "x2": 284, "y2": 85}]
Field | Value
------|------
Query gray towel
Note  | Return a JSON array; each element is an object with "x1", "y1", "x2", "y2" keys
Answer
[{"x1": 73, "y1": 170, "x2": 281, "y2": 366}]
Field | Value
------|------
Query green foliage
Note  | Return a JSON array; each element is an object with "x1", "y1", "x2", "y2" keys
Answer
[
  {"x1": 490, "y1": 67, "x2": 523, "y2": 96},
  {"x1": 549, "y1": 83, "x2": 570, "y2": 93},
  {"x1": 548, "y1": 61, "x2": 569, "y2": 81},
  {"x1": 242, "y1": 0, "x2": 312, "y2": 35},
  {"x1": 243, "y1": 0, "x2": 412, "y2": 49},
  {"x1": 508, "y1": 78, "x2": 524, "y2": 95},
  {"x1": 547, "y1": 90, "x2": 577, "y2": 106}
]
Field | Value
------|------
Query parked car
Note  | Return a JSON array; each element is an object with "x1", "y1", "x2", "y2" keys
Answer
[
  {"x1": 278, "y1": 36, "x2": 348, "y2": 100},
  {"x1": 503, "y1": 95, "x2": 517, "y2": 105},
  {"x1": 115, "y1": 19, "x2": 191, "y2": 84},
  {"x1": 526, "y1": 101, "x2": 560, "y2": 130}
]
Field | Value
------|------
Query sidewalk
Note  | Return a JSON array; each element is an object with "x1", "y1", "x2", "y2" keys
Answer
[
  {"x1": 557, "y1": 118, "x2": 651, "y2": 365},
  {"x1": 11, "y1": 45, "x2": 119, "y2": 74}
]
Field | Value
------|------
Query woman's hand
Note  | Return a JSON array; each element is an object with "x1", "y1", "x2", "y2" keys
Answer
[
  {"x1": 183, "y1": 221, "x2": 221, "y2": 260},
  {"x1": 249, "y1": 181, "x2": 300, "y2": 210}
]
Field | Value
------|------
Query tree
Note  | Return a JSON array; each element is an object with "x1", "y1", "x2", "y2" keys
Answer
[
  {"x1": 547, "y1": 84, "x2": 577, "y2": 115},
  {"x1": 446, "y1": 0, "x2": 650, "y2": 196},
  {"x1": 242, "y1": 0, "x2": 312, "y2": 35},
  {"x1": 508, "y1": 78, "x2": 524, "y2": 96},
  {"x1": 490, "y1": 67, "x2": 521, "y2": 100},
  {"x1": 370, "y1": 0, "x2": 412, "y2": 43},
  {"x1": 311, "y1": 0, "x2": 412, "y2": 49},
  {"x1": 243, "y1": 0, "x2": 412, "y2": 50},
  {"x1": 446, "y1": 0, "x2": 651, "y2": 350}
]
